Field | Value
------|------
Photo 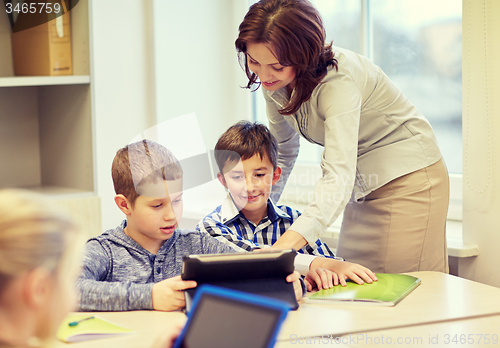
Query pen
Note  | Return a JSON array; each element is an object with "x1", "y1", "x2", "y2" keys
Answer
[{"x1": 68, "y1": 316, "x2": 95, "y2": 327}]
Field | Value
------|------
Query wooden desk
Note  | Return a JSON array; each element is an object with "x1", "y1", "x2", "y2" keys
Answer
[
  {"x1": 277, "y1": 271, "x2": 500, "y2": 341},
  {"x1": 338, "y1": 314, "x2": 500, "y2": 348},
  {"x1": 53, "y1": 272, "x2": 500, "y2": 347},
  {"x1": 53, "y1": 311, "x2": 186, "y2": 348},
  {"x1": 276, "y1": 314, "x2": 500, "y2": 347}
]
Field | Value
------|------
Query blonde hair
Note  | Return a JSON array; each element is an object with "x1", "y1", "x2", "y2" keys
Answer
[
  {"x1": 0, "y1": 189, "x2": 78, "y2": 295},
  {"x1": 111, "y1": 140, "x2": 183, "y2": 206}
]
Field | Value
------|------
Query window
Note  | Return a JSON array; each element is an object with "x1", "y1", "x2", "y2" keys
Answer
[
  {"x1": 370, "y1": 1, "x2": 462, "y2": 174},
  {"x1": 252, "y1": 0, "x2": 462, "y2": 220}
]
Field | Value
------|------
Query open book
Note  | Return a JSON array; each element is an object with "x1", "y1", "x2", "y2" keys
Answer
[
  {"x1": 56, "y1": 314, "x2": 135, "y2": 343},
  {"x1": 306, "y1": 273, "x2": 421, "y2": 306}
]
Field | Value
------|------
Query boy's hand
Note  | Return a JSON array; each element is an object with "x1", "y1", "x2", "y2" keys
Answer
[
  {"x1": 310, "y1": 258, "x2": 377, "y2": 287},
  {"x1": 152, "y1": 275, "x2": 197, "y2": 311},
  {"x1": 304, "y1": 268, "x2": 337, "y2": 291},
  {"x1": 286, "y1": 270, "x2": 303, "y2": 301}
]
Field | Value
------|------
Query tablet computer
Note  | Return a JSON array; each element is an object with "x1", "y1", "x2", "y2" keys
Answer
[
  {"x1": 181, "y1": 249, "x2": 298, "y2": 311},
  {"x1": 173, "y1": 285, "x2": 290, "y2": 348}
]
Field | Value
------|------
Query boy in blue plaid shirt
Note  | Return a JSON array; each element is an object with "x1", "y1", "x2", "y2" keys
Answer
[{"x1": 196, "y1": 121, "x2": 377, "y2": 289}]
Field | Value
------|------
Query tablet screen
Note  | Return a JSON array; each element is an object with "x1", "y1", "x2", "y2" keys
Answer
[{"x1": 178, "y1": 293, "x2": 282, "y2": 348}]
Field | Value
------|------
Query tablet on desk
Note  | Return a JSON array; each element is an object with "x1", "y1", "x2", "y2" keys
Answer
[
  {"x1": 173, "y1": 285, "x2": 290, "y2": 348},
  {"x1": 181, "y1": 249, "x2": 298, "y2": 311}
]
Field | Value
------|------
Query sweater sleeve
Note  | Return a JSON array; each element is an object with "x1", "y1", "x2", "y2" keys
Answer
[
  {"x1": 77, "y1": 240, "x2": 154, "y2": 311},
  {"x1": 196, "y1": 215, "x2": 261, "y2": 252},
  {"x1": 198, "y1": 231, "x2": 239, "y2": 254}
]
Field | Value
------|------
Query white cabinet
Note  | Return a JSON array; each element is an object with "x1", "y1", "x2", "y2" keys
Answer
[{"x1": 0, "y1": 0, "x2": 100, "y2": 238}]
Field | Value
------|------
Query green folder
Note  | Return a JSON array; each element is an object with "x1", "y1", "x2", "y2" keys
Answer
[
  {"x1": 56, "y1": 314, "x2": 135, "y2": 343},
  {"x1": 306, "y1": 273, "x2": 421, "y2": 306}
]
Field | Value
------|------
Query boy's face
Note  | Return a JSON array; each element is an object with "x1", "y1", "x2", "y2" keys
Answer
[
  {"x1": 124, "y1": 179, "x2": 183, "y2": 248},
  {"x1": 219, "y1": 154, "x2": 281, "y2": 219}
]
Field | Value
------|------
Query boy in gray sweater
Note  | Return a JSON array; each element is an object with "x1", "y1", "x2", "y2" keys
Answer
[{"x1": 77, "y1": 140, "x2": 303, "y2": 312}]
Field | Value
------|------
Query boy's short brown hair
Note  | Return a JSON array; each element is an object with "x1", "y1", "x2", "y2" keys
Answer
[
  {"x1": 214, "y1": 121, "x2": 278, "y2": 173},
  {"x1": 111, "y1": 140, "x2": 183, "y2": 206}
]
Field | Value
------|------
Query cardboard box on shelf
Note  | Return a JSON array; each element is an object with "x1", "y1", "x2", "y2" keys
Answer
[{"x1": 11, "y1": 6, "x2": 72, "y2": 76}]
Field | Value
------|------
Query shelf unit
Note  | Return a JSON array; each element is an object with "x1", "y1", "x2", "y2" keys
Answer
[
  {"x1": 0, "y1": 75, "x2": 91, "y2": 87},
  {"x1": 0, "y1": 0, "x2": 101, "y2": 238}
]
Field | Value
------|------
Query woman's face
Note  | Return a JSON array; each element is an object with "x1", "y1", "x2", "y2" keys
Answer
[{"x1": 246, "y1": 42, "x2": 296, "y2": 91}]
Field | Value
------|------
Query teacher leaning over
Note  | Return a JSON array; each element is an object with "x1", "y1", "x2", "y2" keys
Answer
[{"x1": 235, "y1": 0, "x2": 449, "y2": 273}]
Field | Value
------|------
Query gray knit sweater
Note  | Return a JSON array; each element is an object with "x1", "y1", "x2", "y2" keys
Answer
[{"x1": 77, "y1": 220, "x2": 236, "y2": 311}]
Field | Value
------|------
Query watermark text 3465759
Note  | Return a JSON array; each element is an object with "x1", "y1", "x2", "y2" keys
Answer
[{"x1": 2, "y1": 0, "x2": 79, "y2": 32}]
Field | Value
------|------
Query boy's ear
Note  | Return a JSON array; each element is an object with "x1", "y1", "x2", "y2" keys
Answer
[
  {"x1": 114, "y1": 194, "x2": 132, "y2": 215},
  {"x1": 217, "y1": 172, "x2": 228, "y2": 189},
  {"x1": 272, "y1": 166, "x2": 282, "y2": 185}
]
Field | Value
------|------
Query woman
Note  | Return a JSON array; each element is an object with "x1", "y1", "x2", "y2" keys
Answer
[{"x1": 235, "y1": 0, "x2": 449, "y2": 273}]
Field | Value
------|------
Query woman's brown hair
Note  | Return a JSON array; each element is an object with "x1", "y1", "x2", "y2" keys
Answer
[{"x1": 235, "y1": 0, "x2": 338, "y2": 115}]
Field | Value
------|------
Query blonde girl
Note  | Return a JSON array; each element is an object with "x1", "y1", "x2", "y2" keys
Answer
[{"x1": 0, "y1": 189, "x2": 80, "y2": 348}]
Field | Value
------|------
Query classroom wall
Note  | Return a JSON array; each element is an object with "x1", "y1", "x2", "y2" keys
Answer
[
  {"x1": 91, "y1": 0, "x2": 156, "y2": 231},
  {"x1": 91, "y1": 0, "x2": 250, "y2": 231},
  {"x1": 153, "y1": 0, "x2": 251, "y2": 149},
  {"x1": 459, "y1": 0, "x2": 500, "y2": 287}
]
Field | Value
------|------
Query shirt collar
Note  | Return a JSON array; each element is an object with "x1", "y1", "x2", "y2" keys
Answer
[
  {"x1": 263, "y1": 87, "x2": 296, "y2": 109},
  {"x1": 268, "y1": 199, "x2": 292, "y2": 221},
  {"x1": 220, "y1": 193, "x2": 292, "y2": 224},
  {"x1": 220, "y1": 193, "x2": 242, "y2": 224}
]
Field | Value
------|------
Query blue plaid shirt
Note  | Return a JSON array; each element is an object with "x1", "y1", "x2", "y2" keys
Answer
[{"x1": 196, "y1": 195, "x2": 335, "y2": 259}]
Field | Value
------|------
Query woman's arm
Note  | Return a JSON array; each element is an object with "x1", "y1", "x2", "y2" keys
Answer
[
  {"x1": 263, "y1": 93, "x2": 306, "y2": 250},
  {"x1": 287, "y1": 77, "x2": 362, "y2": 244},
  {"x1": 264, "y1": 75, "x2": 361, "y2": 247},
  {"x1": 264, "y1": 90, "x2": 301, "y2": 202}
]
